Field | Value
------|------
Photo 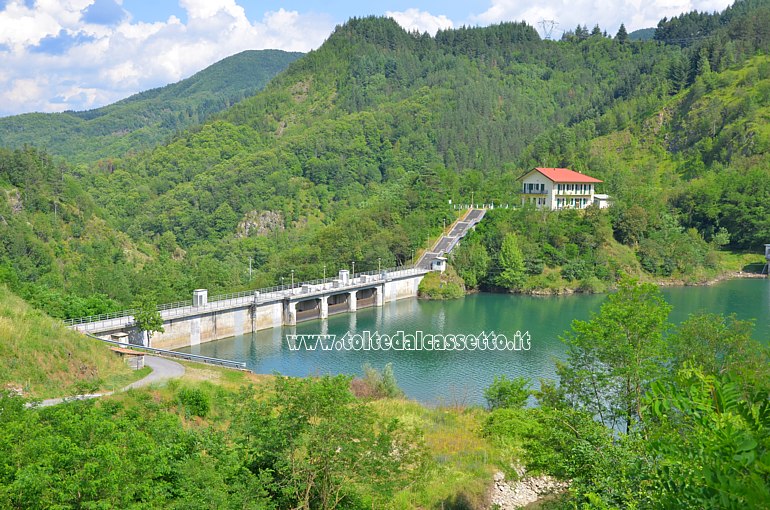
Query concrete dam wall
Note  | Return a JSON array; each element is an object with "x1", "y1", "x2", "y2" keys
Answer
[{"x1": 72, "y1": 268, "x2": 428, "y2": 351}]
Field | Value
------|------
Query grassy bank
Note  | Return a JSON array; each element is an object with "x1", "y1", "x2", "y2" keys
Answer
[{"x1": 0, "y1": 285, "x2": 140, "y2": 398}]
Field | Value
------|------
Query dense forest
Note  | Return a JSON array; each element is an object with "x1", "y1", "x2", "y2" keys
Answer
[
  {"x1": 0, "y1": 50, "x2": 302, "y2": 165},
  {"x1": 0, "y1": 1, "x2": 769, "y2": 321}
]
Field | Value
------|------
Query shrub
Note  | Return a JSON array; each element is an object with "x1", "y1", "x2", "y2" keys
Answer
[
  {"x1": 418, "y1": 270, "x2": 465, "y2": 299},
  {"x1": 577, "y1": 276, "x2": 606, "y2": 293},
  {"x1": 352, "y1": 363, "x2": 404, "y2": 399},
  {"x1": 484, "y1": 375, "x2": 532, "y2": 410},
  {"x1": 541, "y1": 244, "x2": 567, "y2": 267},
  {"x1": 524, "y1": 257, "x2": 545, "y2": 275},
  {"x1": 177, "y1": 387, "x2": 210, "y2": 417},
  {"x1": 561, "y1": 259, "x2": 594, "y2": 281}
]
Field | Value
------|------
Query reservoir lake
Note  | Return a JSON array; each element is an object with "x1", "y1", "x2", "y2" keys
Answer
[{"x1": 177, "y1": 278, "x2": 770, "y2": 405}]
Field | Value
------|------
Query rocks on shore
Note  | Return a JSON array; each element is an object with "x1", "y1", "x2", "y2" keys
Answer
[{"x1": 490, "y1": 469, "x2": 568, "y2": 509}]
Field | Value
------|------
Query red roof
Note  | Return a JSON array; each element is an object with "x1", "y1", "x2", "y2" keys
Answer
[{"x1": 531, "y1": 167, "x2": 602, "y2": 183}]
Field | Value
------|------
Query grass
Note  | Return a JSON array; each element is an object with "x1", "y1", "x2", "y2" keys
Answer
[
  {"x1": 716, "y1": 250, "x2": 766, "y2": 273},
  {"x1": 176, "y1": 360, "x2": 273, "y2": 390},
  {"x1": 0, "y1": 285, "x2": 144, "y2": 398},
  {"x1": 370, "y1": 399, "x2": 505, "y2": 509}
]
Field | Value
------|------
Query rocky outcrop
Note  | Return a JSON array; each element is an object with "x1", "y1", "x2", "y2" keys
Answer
[
  {"x1": 6, "y1": 189, "x2": 22, "y2": 214},
  {"x1": 236, "y1": 210, "x2": 284, "y2": 238},
  {"x1": 490, "y1": 470, "x2": 568, "y2": 509}
]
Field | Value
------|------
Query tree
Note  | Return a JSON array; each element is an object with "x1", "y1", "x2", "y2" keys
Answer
[
  {"x1": 450, "y1": 239, "x2": 490, "y2": 288},
  {"x1": 645, "y1": 368, "x2": 770, "y2": 508},
  {"x1": 613, "y1": 204, "x2": 649, "y2": 245},
  {"x1": 484, "y1": 375, "x2": 531, "y2": 409},
  {"x1": 668, "y1": 313, "x2": 770, "y2": 393},
  {"x1": 133, "y1": 296, "x2": 164, "y2": 346},
  {"x1": 496, "y1": 233, "x2": 526, "y2": 289},
  {"x1": 558, "y1": 277, "x2": 671, "y2": 432},
  {"x1": 615, "y1": 23, "x2": 628, "y2": 43},
  {"x1": 236, "y1": 375, "x2": 427, "y2": 509}
]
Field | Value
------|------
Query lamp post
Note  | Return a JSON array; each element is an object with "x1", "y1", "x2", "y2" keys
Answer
[
  {"x1": 291, "y1": 269, "x2": 294, "y2": 291},
  {"x1": 323, "y1": 264, "x2": 326, "y2": 281},
  {"x1": 351, "y1": 261, "x2": 355, "y2": 277},
  {"x1": 378, "y1": 257, "x2": 381, "y2": 272}
]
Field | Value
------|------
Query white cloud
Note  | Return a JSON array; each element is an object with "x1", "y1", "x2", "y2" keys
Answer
[
  {"x1": 472, "y1": 0, "x2": 733, "y2": 38},
  {"x1": 385, "y1": 8, "x2": 454, "y2": 35},
  {"x1": 0, "y1": 1, "x2": 334, "y2": 116},
  {"x1": 0, "y1": 0, "x2": 744, "y2": 116}
]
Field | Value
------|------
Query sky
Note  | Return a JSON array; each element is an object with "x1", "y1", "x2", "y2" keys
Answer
[{"x1": 0, "y1": 0, "x2": 733, "y2": 117}]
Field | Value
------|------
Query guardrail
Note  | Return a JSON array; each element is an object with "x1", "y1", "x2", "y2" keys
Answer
[
  {"x1": 65, "y1": 265, "x2": 426, "y2": 328},
  {"x1": 86, "y1": 334, "x2": 247, "y2": 369}
]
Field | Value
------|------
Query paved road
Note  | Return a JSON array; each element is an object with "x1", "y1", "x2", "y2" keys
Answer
[
  {"x1": 30, "y1": 356, "x2": 186, "y2": 408},
  {"x1": 124, "y1": 356, "x2": 186, "y2": 390}
]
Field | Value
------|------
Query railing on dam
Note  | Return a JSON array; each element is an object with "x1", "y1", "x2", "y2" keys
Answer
[
  {"x1": 86, "y1": 334, "x2": 247, "y2": 369},
  {"x1": 64, "y1": 265, "x2": 426, "y2": 330}
]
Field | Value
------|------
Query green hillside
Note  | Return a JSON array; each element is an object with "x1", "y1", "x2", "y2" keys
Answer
[
  {"x1": 0, "y1": 285, "x2": 135, "y2": 398},
  {"x1": 1, "y1": 2, "x2": 769, "y2": 318},
  {"x1": 0, "y1": 50, "x2": 302, "y2": 164}
]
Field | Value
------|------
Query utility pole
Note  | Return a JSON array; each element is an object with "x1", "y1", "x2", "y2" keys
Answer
[{"x1": 538, "y1": 19, "x2": 558, "y2": 40}]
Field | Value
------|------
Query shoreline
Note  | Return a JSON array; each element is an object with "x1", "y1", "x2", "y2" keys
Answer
[
  {"x1": 651, "y1": 270, "x2": 766, "y2": 288},
  {"x1": 477, "y1": 269, "x2": 766, "y2": 297}
]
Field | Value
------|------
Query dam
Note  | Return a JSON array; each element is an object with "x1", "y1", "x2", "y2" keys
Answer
[{"x1": 66, "y1": 267, "x2": 429, "y2": 350}]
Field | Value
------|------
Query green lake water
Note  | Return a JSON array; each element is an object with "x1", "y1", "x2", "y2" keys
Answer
[{"x1": 177, "y1": 278, "x2": 770, "y2": 405}]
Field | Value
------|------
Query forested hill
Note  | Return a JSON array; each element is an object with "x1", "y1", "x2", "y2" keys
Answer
[
  {"x1": 0, "y1": 49, "x2": 302, "y2": 164},
  {"x1": 1, "y1": 1, "x2": 770, "y2": 319}
]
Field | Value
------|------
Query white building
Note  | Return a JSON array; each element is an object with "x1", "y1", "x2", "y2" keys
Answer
[
  {"x1": 519, "y1": 167, "x2": 605, "y2": 210},
  {"x1": 593, "y1": 193, "x2": 611, "y2": 209}
]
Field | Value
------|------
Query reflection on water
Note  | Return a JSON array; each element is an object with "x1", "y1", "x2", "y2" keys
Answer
[{"x1": 178, "y1": 279, "x2": 770, "y2": 405}]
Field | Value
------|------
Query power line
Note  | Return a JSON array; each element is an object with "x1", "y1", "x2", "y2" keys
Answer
[{"x1": 539, "y1": 19, "x2": 559, "y2": 40}]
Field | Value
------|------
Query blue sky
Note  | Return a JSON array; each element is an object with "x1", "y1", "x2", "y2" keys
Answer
[{"x1": 0, "y1": 0, "x2": 732, "y2": 117}]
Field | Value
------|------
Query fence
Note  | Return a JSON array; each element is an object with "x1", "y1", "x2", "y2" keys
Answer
[{"x1": 86, "y1": 334, "x2": 247, "y2": 369}]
